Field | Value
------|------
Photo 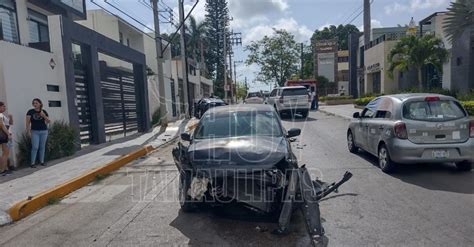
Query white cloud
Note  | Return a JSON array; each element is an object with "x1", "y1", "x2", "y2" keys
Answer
[
  {"x1": 243, "y1": 18, "x2": 313, "y2": 44},
  {"x1": 358, "y1": 19, "x2": 383, "y2": 32},
  {"x1": 229, "y1": 0, "x2": 288, "y2": 20},
  {"x1": 384, "y1": 0, "x2": 449, "y2": 15},
  {"x1": 173, "y1": 0, "x2": 207, "y2": 24}
]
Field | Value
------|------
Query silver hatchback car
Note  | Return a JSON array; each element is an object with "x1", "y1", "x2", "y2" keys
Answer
[{"x1": 347, "y1": 94, "x2": 474, "y2": 173}]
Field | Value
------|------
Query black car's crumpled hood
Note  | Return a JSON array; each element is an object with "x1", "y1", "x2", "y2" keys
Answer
[{"x1": 188, "y1": 136, "x2": 288, "y2": 170}]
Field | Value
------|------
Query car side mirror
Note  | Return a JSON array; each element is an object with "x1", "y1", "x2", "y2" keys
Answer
[
  {"x1": 287, "y1": 128, "x2": 301, "y2": 138},
  {"x1": 181, "y1": 132, "x2": 191, "y2": 142},
  {"x1": 353, "y1": 112, "x2": 360, "y2": 118}
]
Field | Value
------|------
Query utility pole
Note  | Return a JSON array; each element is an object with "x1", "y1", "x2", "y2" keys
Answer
[
  {"x1": 178, "y1": 0, "x2": 190, "y2": 118},
  {"x1": 228, "y1": 48, "x2": 233, "y2": 104},
  {"x1": 363, "y1": 0, "x2": 371, "y2": 47},
  {"x1": 223, "y1": 29, "x2": 228, "y2": 103},
  {"x1": 300, "y1": 42, "x2": 304, "y2": 79},
  {"x1": 151, "y1": 0, "x2": 168, "y2": 129}
]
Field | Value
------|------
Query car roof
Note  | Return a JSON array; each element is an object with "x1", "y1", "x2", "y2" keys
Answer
[
  {"x1": 381, "y1": 93, "x2": 455, "y2": 101},
  {"x1": 275, "y1": 86, "x2": 307, "y2": 90},
  {"x1": 207, "y1": 104, "x2": 274, "y2": 113}
]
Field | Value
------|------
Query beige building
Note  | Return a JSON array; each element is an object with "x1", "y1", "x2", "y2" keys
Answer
[{"x1": 337, "y1": 50, "x2": 349, "y2": 94}]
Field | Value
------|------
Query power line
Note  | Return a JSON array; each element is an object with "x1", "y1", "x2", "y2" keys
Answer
[
  {"x1": 340, "y1": 4, "x2": 363, "y2": 24},
  {"x1": 346, "y1": 0, "x2": 374, "y2": 25}
]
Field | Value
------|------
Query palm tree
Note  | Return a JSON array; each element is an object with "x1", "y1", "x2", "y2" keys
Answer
[
  {"x1": 387, "y1": 35, "x2": 449, "y2": 89},
  {"x1": 443, "y1": 0, "x2": 474, "y2": 42},
  {"x1": 186, "y1": 16, "x2": 207, "y2": 64}
]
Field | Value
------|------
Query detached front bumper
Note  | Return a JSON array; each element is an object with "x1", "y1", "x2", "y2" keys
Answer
[{"x1": 387, "y1": 138, "x2": 474, "y2": 164}]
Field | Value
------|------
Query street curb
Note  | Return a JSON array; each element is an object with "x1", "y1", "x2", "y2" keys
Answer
[
  {"x1": 318, "y1": 109, "x2": 351, "y2": 120},
  {"x1": 8, "y1": 145, "x2": 155, "y2": 222}
]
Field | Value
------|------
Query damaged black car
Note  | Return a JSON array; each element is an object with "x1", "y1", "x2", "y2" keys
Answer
[{"x1": 172, "y1": 105, "x2": 351, "y2": 246}]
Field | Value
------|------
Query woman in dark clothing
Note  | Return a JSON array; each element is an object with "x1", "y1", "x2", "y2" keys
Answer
[{"x1": 26, "y1": 99, "x2": 50, "y2": 168}]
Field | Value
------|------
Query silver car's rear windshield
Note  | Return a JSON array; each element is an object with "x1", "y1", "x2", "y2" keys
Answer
[
  {"x1": 282, "y1": 88, "x2": 308, "y2": 96},
  {"x1": 402, "y1": 100, "x2": 466, "y2": 122},
  {"x1": 247, "y1": 92, "x2": 262, "y2": 98},
  {"x1": 194, "y1": 110, "x2": 283, "y2": 139}
]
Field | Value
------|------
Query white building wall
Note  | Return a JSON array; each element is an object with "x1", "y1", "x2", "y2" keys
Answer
[{"x1": 0, "y1": 41, "x2": 68, "y2": 139}]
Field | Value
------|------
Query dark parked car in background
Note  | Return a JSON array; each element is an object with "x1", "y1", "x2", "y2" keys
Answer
[
  {"x1": 194, "y1": 98, "x2": 226, "y2": 118},
  {"x1": 347, "y1": 94, "x2": 474, "y2": 173}
]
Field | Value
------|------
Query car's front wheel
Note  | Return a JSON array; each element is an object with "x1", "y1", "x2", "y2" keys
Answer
[
  {"x1": 301, "y1": 110, "x2": 308, "y2": 118},
  {"x1": 378, "y1": 144, "x2": 397, "y2": 173},
  {"x1": 455, "y1": 161, "x2": 472, "y2": 172},
  {"x1": 179, "y1": 171, "x2": 198, "y2": 212},
  {"x1": 347, "y1": 131, "x2": 358, "y2": 153}
]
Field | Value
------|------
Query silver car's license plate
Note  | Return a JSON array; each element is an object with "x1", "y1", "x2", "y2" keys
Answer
[{"x1": 432, "y1": 150, "x2": 449, "y2": 159}]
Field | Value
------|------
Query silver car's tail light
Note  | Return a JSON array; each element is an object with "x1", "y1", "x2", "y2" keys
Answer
[
  {"x1": 470, "y1": 120, "x2": 474, "y2": 138},
  {"x1": 394, "y1": 122, "x2": 408, "y2": 139}
]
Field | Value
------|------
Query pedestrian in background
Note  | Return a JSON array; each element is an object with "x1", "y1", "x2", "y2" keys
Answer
[
  {"x1": 0, "y1": 101, "x2": 14, "y2": 173},
  {"x1": 310, "y1": 88, "x2": 317, "y2": 110},
  {"x1": 26, "y1": 99, "x2": 50, "y2": 168},
  {"x1": 0, "y1": 101, "x2": 12, "y2": 176}
]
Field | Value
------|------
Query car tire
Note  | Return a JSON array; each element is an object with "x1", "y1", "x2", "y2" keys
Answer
[
  {"x1": 179, "y1": 171, "x2": 198, "y2": 212},
  {"x1": 347, "y1": 131, "x2": 358, "y2": 153},
  {"x1": 301, "y1": 110, "x2": 308, "y2": 118},
  {"x1": 378, "y1": 144, "x2": 397, "y2": 173},
  {"x1": 455, "y1": 161, "x2": 472, "y2": 172}
]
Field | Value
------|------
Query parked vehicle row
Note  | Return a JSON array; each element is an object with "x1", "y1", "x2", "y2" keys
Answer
[{"x1": 347, "y1": 94, "x2": 474, "y2": 173}]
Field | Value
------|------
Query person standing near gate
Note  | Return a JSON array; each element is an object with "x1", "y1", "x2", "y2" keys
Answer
[{"x1": 26, "y1": 99, "x2": 50, "y2": 168}]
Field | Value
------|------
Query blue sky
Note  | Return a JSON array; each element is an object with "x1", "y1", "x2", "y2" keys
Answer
[{"x1": 87, "y1": 0, "x2": 453, "y2": 91}]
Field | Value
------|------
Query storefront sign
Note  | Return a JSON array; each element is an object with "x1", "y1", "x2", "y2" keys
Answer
[
  {"x1": 314, "y1": 40, "x2": 337, "y2": 53},
  {"x1": 366, "y1": 63, "x2": 381, "y2": 73}
]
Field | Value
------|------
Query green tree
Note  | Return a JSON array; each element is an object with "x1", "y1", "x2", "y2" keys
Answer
[
  {"x1": 443, "y1": 0, "x2": 474, "y2": 42},
  {"x1": 301, "y1": 43, "x2": 314, "y2": 79},
  {"x1": 245, "y1": 29, "x2": 300, "y2": 87},
  {"x1": 186, "y1": 16, "x2": 207, "y2": 64},
  {"x1": 161, "y1": 33, "x2": 180, "y2": 57},
  {"x1": 387, "y1": 35, "x2": 449, "y2": 89},
  {"x1": 204, "y1": 0, "x2": 229, "y2": 98},
  {"x1": 235, "y1": 82, "x2": 247, "y2": 100},
  {"x1": 311, "y1": 24, "x2": 359, "y2": 50}
]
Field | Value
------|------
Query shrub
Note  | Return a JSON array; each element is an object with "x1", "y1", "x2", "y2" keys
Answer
[
  {"x1": 151, "y1": 108, "x2": 161, "y2": 126},
  {"x1": 461, "y1": 101, "x2": 474, "y2": 116},
  {"x1": 17, "y1": 121, "x2": 78, "y2": 166},
  {"x1": 320, "y1": 95, "x2": 353, "y2": 101},
  {"x1": 458, "y1": 92, "x2": 474, "y2": 101},
  {"x1": 391, "y1": 87, "x2": 457, "y2": 97},
  {"x1": 354, "y1": 96, "x2": 376, "y2": 106}
]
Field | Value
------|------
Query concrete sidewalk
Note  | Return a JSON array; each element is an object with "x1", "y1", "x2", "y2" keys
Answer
[
  {"x1": 0, "y1": 119, "x2": 185, "y2": 225},
  {"x1": 319, "y1": 104, "x2": 360, "y2": 119}
]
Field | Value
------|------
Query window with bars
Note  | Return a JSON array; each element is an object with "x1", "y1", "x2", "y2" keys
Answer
[
  {"x1": 0, "y1": 0, "x2": 19, "y2": 43},
  {"x1": 28, "y1": 9, "x2": 49, "y2": 43}
]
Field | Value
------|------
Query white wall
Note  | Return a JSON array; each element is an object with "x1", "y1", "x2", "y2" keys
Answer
[
  {"x1": 76, "y1": 10, "x2": 120, "y2": 42},
  {"x1": 0, "y1": 41, "x2": 68, "y2": 139}
]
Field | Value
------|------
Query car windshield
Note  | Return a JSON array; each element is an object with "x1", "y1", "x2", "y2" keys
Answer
[
  {"x1": 402, "y1": 100, "x2": 466, "y2": 122},
  {"x1": 194, "y1": 110, "x2": 283, "y2": 139},
  {"x1": 282, "y1": 88, "x2": 308, "y2": 96},
  {"x1": 247, "y1": 92, "x2": 262, "y2": 98}
]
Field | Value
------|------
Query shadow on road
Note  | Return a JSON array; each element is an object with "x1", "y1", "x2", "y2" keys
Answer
[
  {"x1": 355, "y1": 150, "x2": 474, "y2": 194},
  {"x1": 169, "y1": 204, "x2": 312, "y2": 246},
  {"x1": 280, "y1": 116, "x2": 318, "y2": 122}
]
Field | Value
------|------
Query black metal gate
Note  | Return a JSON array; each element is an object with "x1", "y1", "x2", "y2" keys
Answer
[
  {"x1": 170, "y1": 79, "x2": 177, "y2": 117},
  {"x1": 72, "y1": 43, "x2": 93, "y2": 145},
  {"x1": 100, "y1": 62, "x2": 139, "y2": 139}
]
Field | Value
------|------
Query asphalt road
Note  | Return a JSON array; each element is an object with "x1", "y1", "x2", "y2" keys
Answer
[{"x1": 0, "y1": 111, "x2": 473, "y2": 247}]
